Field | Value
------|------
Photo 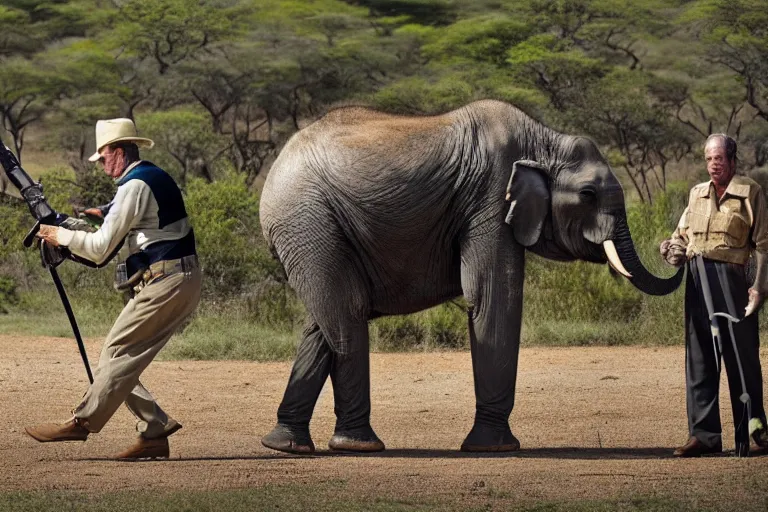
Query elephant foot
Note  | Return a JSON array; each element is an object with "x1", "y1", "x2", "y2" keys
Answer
[
  {"x1": 328, "y1": 426, "x2": 385, "y2": 452},
  {"x1": 460, "y1": 424, "x2": 520, "y2": 452},
  {"x1": 261, "y1": 423, "x2": 315, "y2": 454}
]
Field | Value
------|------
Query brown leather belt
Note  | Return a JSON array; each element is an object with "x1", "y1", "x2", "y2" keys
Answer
[{"x1": 140, "y1": 255, "x2": 199, "y2": 286}]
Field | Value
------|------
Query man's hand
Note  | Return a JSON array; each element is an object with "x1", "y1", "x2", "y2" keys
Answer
[
  {"x1": 74, "y1": 202, "x2": 110, "y2": 228},
  {"x1": 39, "y1": 240, "x2": 66, "y2": 268},
  {"x1": 745, "y1": 287, "x2": 763, "y2": 317},
  {"x1": 60, "y1": 215, "x2": 96, "y2": 233},
  {"x1": 660, "y1": 239, "x2": 687, "y2": 267},
  {"x1": 36, "y1": 225, "x2": 60, "y2": 247}
]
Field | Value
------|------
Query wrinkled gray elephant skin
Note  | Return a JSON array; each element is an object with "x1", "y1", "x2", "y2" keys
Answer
[{"x1": 259, "y1": 99, "x2": 683, "y2": 454}]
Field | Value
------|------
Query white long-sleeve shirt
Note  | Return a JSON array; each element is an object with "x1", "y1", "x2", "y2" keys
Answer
[{"x1": 56, "y1": 161, "x2": 191, "y2": 265}]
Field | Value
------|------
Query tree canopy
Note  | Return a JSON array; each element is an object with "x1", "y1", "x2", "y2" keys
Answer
[{"x1": 1, "y1": 0, "x2": 766, "y2": 203}]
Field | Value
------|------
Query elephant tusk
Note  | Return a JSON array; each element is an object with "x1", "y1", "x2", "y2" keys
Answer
[{"x1": 603, "y1": 240, "x2": 632, "y2": 278}]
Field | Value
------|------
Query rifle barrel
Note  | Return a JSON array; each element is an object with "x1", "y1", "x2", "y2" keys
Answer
[{"x1": 0, "y1": 138, "x2": 56, "y2": 221}]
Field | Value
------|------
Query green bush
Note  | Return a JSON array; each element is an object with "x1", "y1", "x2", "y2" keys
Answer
[
  {"x1": 162, "y1": 311, "x2": 298, "y2": 362},
  {"x1": 0, "y1": 175, "x2": 707, "y2": 356},
  {"x1": 38, "y1": 167, "x2": 115, "y2": 212},
  {"x1": 243, "y1": 282, "x2": 304, "y2": 328},
  {"x1": 185, "y1": 173, "x2": 269, "y2": 296},
  {"x1": 185, "y1": 173, "x2": 303, "y2": 327},
  {"x1": 0, "y1": 197, "x2": 44, "y2": 302},
  {"x1": 0, "y1": 276, "x2": 18, "y2": 313},
  {"x1": 371, "y1": 302, "x2": 468, "y2": 351},
  {"x1": 0, "y1": 197, "x2": 30, "y2": 261},
  {"x1": 371, "y1": 314, "x2": 426, "y2": 351},
  {"x1": 138, "y1": 109, "x2": 229, "y2": 186}
]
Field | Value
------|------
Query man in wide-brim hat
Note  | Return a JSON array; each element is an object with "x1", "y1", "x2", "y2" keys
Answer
[
  {"x1": 26, "y1": 118, "x2": 202, "y2": 460},
  {"x1": 87, "y1": 118, "x2": 156, "y2": 162}
]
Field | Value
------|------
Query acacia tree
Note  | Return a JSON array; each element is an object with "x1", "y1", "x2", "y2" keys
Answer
[
  {"x1": 677, "y1": 0, "x2": 768, "y2": 170},
  {"x1": 0, "y1": 0, "x2": 103, "y2": 161},
  {"x1": 421, "y1": 16, "x2": 537, "y2": 67},
  {"x1": 138, "y1": 109, "x2": 227, "y2": 185},
  {"x1": 370, "y1": 14, "x2": 550, "y2": 115},
  {"x1": 344, "y1": 0, "x2": 458, "y2": 26},
  {"x1": 687, "y1": 0, "x2": 768, "y2": 123},
  {"x1": 0, "y1": 58, "x2": 64, "y2": 162},
  {"x1": 172, "y1": 0, "x2": 409, "y2": 183},
  {"x1": 561, "y1": 68, "x2": 694, "y2": 202},
  {"x1": 0, "y1": 5, "x2": 36, "y2": 57},
  {"x1": 89, "y1": 0, "x2": 246, "y2": 118},
  {"x1": 497, "y1": 0, "x2": 699, "y2": 202},
  {"x1": 110, "y1": 0, "x2": 240, "y2": 75},
  {"x1": 506, "y1": 34, "x2": 608, "y2": 111},
  {"x1": 507, "y1": 0, "x2": 675, "y2": 68},
  {"x1": 178, "y1": 46, "x2": 285, "y2": 184}
]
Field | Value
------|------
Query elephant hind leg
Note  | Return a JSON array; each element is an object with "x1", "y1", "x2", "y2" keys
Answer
[
  {"x1": 262, "y1": 321, "x2": 331, "y2": 455},
  {"x1": 278, "y1": 237, "x2": 383, "y2": 452},
  {"x1": 327, "y1": 322, "x2": 385, "y2": 452},
  {"x1": 302, "y1": 281, "x2": 383, "y2": 452}
]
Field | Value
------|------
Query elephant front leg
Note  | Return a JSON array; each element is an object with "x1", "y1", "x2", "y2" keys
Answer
[
  {"x1": 261, "y1": 322, "x2": 332, "y2": 454},
  {"x1": 460, "y1": 234, "x2": 524, "y2": 452}
]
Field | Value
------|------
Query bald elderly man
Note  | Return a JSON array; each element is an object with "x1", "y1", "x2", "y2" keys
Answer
[{"x1": 661, "y1": 133, "x2": 768, "y2": 457}]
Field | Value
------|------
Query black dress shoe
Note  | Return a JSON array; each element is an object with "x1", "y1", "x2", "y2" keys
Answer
[{"x1": 673, "y1": 436, "x2": 722, "y2": 457}]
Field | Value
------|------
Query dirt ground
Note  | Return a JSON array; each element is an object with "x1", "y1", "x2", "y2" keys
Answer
[{"x1": 1, "y1": 334, "x2": 768, "y2": 509}]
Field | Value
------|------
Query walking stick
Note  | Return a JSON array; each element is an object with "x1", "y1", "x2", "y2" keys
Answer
[
  {"x1": 694, "y1": 255, "x2": 752, "y2": 457},
  {"x1": 49, "y1": 265, "x2": 94, "y2": 383},
  {"x1": 0, "y1": 138, "x2": 93, "y2": 383}
]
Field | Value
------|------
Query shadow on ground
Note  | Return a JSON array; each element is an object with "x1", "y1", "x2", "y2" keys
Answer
[{"x1": 74, "y1": 446, "x2": 732, "y2": 462}]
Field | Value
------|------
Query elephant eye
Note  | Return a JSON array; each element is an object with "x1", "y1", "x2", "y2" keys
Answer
[{"x1": 579, "y1": 186, "x2": 597, "y2": 202}]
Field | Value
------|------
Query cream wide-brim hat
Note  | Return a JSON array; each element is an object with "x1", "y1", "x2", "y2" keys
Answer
[{"x1": 88, "y1": 118, "x2": 155, "y2": 162}]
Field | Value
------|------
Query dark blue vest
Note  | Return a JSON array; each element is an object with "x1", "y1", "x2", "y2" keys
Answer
[
  {"x1": 119, "y1": 162, "x2": 196, "y2": 273},
  {"x1": 118, "y1": 161, "x2": 188, "y2": 228}
]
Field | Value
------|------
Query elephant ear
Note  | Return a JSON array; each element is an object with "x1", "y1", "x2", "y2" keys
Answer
[{"x1": 504, "y1": 160, "x2": 550, "y2": 247}]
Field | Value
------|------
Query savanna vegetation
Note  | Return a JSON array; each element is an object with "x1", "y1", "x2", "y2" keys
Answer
[{"x1": 2, "y1": 0, "x2": 768, "y2": 358}]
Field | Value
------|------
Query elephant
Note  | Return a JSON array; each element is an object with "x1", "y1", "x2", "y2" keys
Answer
[{"x1": 258, "y1": 99, "x2": 683, "y2": 454}]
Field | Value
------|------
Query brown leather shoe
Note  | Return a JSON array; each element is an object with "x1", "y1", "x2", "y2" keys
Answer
[
  {"x1": 25, "y1": 418, "x2": 89, "y2": 443},
  {"x1": 113, "y1": 437, "x2": 170, "y2": 460},
  {"x1": 673, "y1": 436, "x2": 722, "y2": 457}
]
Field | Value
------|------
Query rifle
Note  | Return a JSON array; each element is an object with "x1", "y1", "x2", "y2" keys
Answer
[{"x1": 0, "y1": 138, "x2": 93, "y2": 383}]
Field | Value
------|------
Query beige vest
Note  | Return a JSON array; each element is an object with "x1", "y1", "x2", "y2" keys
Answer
[{"x1": 681, "y1": 176, "x2": 756, "y2": 265}]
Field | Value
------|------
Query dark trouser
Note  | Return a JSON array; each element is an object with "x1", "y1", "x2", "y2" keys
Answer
[{"x1": 685, "y1": 258, "x2": 766, "y2": 448}]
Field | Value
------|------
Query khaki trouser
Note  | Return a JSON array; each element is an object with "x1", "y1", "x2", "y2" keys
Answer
[{"x1": 73, "y1": 264, "x2": 202, "y2": 438}]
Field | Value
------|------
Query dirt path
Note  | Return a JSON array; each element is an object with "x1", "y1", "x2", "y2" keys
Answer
[{"x1": 1, "y1": 334, "x2": 767, "y2": 509}]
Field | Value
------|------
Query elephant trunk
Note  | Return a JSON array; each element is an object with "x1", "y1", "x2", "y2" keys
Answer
[{"x1": 605, "y1": 215, "x2": 684, "y2": 296}]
